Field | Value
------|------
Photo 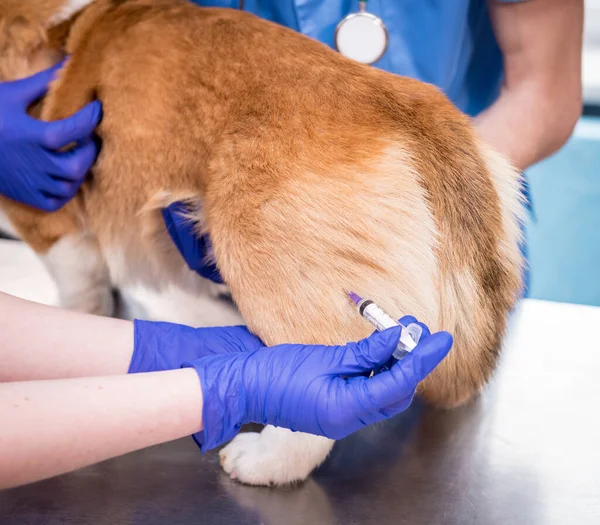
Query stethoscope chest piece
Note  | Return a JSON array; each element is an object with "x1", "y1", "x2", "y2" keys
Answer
[{"x1": 335, "y1": 1, "x2": 388, "y2": 65}]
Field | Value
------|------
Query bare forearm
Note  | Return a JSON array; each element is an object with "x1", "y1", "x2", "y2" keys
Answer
[
  {"x1": 476, "y1": 0, "x2": 583, "y2": 171},
  {"x1": 0, "y1": 292, "x2": 133, "y2": 381},
  {"x1": 0, "y1": 368, "x2": 203, "y2": 489},
  {"x1": 473, "y1": 86, "x2": 576, "y2": 171}
]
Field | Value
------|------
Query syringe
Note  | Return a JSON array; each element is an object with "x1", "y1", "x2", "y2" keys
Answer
[{"x1": 348, "y1": 291, "x2": 422, "y2": 359}]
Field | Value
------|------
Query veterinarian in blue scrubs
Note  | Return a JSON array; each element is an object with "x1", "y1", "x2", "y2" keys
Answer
[{"x1": 184, "y1": 0, "x2": 584, "y2": 293}]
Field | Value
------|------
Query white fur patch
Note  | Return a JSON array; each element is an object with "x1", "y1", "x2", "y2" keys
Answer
[
  {"x1": 102, "y1": 243, "x2": 243, "y2": 327},
  {"x1": 219, "y1": 426, "x2": 334, "y2": 486},
  {"x1": 41, "y1": 232, "x2": 114, "y2": 315},
  {"x1": 48, "y1": 0, "x2": 95, "y2": 26}
]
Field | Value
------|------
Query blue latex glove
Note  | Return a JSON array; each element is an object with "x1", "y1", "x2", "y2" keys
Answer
[
  {"x1": 0, "y1": 62, "x2": 102, "y2": 212},
  {"x1": 128, "y1": 320, "x2": 263, "y2": 374},
  {"x1": 161, "y1": 202, "x2": 224, "y2": 284},
  {"x1": 185, "y1": 316, "x2": 453, "y2": 450}
]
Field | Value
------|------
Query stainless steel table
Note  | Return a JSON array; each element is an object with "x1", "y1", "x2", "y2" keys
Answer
[{"x1": 1, "y1": 299, "x2": 599, "y2": 524}]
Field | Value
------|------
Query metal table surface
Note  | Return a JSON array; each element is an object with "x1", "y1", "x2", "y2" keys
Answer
[{"x1": 1, "y1": 298, "x2": 599, "y2": 524}]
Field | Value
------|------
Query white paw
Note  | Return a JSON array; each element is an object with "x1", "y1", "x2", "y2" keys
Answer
[{"x1": 219, "y1": 426, "x2": 334, "y2": 486}]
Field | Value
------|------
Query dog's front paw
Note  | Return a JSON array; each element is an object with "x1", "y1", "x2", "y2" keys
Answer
[{"x1": 219, "y1": 426, "x2": 334, "y2": 487}]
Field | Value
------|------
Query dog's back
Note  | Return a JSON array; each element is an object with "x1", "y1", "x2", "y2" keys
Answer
[{"x1": 0, "y1": 0, "x2": 523, "y2": 484}]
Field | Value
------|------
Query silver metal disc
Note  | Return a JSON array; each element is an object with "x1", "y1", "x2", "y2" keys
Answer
[{"x1": 335, "y1": 12, "x2": 389, "y2": 65}]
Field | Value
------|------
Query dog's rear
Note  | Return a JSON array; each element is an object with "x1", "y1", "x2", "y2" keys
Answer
[
  {"x1": 0, "y1": 0, "x2": 523, "y2": 485},
  {"x1": 211, "y1": 85, "x2": 524, "y2": 408}
]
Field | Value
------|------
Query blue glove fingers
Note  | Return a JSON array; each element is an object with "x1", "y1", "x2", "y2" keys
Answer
[
  {"x1": 417, "y1": 322, "x2": 431, "y2": 338},
  {"x1": 0, "y1": 147, "x2": 60, "y2": 211},
  {"x1": 33, "y1": 137, "x2": 98, "y2": 211},
  {"x1": 16, "y1": 101, "x2": 101, "y2": 148},
  {"x1": 35, "y1": 101, "x2": 102, "y2": 150},
  {"x1": 39, "y1": 178, "x2": 78, "y2": 200},
  {"x1": 398, "y1": 315, "x2": 418, "y2": 326},
  {"x1": 377, "y1": 393, "x2": 415, "y2": 418},
  {"x1": 161, "y1": 205, "x2": 187, "y2": 257},
  {"x1": 37, "y1": 197, "x2": 63, "y2": 213},
  {"x1": 333, "y1": 318, "x2": 433, "y2": 375},
  {"x1": 10, "y1": 61, "x2": 65, "y2": 106},
  {"x1": 165, "y1": 202, "x2": 196, "y2": 234},
  {"x1": 33, "y1": 168, "x2": 80, "y2": 202},
  {"x1": 354, "y1": 331, "x2": 453, "y2": 409},
  {"x1": 398, "y1": 316, "x2": 431, "y2": 339},
  {"x1": 197, "y1": 253, "x2": 224, "y2": 284},
  {"x1": 404, "y1": 331, "x2": 453, "y2": 381},
  {"x1": 162, "y1": 204, "x2": 206, "y2": 269},
  {"x1": 162, "y1": 202, "x2": 224, "y2": 284},
  {"x1": 31, "y1": 175, "x2": 71, "y2": 211},
  {"x1": 0, "y1": 66, "x2": 101, "y2": 212},
  {"x1": 163, "y1": 202, "x2": 203, "y2": 260},
  {"x1": 49, "y1": 137, "x2": 99, "y2": 181},
  {"x1": 332, "y1": 325, "x2": 403, "y2": 374}
]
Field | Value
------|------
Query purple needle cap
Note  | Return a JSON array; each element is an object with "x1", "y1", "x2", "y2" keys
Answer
[{"x1": 348, "y1": 291, "x2": 363, "y2": 305}]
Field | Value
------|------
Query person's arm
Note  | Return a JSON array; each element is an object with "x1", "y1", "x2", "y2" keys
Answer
[
  {"x1": 0, "y1": 369, "x2": 203, "y2": 489},
  {"x1": 0, "y1": 292, "x2": 134, "y2": 381},
  {"x1": 0, "y1": 292, "x2": 265, "y2": 382},
  {"x1": 0, "y1": 314, "x2": 452, "y2": 489},
  {"x1": 474, "y1": 0, "x2": 583, "y2": 171}
]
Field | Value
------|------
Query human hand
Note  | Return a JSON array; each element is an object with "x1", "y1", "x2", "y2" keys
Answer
[
  {"x1": 0, "y1": 62, "x2": 102, "y2": 212},
  {"x1": 129, "y1": 321, "x2": 263, "y2": 374},
  {"x1": 186, "y1": 317, "x2": 453, "y2": 450},
  {"x1": 162, "y1": 201, "x2": 224, "y2": 284}
]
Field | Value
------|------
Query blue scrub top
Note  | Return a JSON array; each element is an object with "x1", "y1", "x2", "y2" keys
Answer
[{"x1": 187, "y1": 0, "x2": 522, "y2": 117}]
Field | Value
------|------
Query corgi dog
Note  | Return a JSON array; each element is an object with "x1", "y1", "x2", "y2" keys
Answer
[{"x1": 0, "y1": 0, "x2": 523, "y2": 486}]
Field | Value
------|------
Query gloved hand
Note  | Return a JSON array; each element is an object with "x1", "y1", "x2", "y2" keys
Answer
[
  {"x1": 161, "y1": 202, "x2": 224, "y2": 284},
  {"x1": 0, "y1": 62, "x2": 102, "y2": 212},
  {"x1": 128, "y1": 320, "x2": 263, "y2": 374},
  {"x1": 185, "y1": 316, "x2": 453, "y2": 450}
]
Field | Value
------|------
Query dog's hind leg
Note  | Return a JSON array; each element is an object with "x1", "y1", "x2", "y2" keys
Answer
[{"x1": 0, "y1": 197, "x2": 113, "y2": 315}]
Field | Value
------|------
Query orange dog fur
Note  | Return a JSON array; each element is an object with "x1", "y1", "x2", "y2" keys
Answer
[{"x1": 0, "y1": 0, "x2": 523, "y2": 485}]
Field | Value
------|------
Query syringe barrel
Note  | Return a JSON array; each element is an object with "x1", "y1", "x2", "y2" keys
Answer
[
  {"x1": 357, "y1": 299, "x2": 419, "y2": 359},
  {"x1": 358, "y1": 300, "x2": 398, "y2": 332}
]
